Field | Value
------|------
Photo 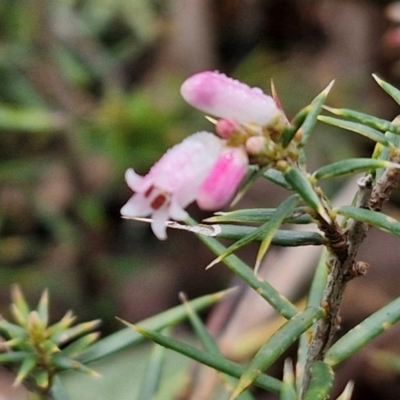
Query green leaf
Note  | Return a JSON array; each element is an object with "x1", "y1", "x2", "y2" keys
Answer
[
  {"x1": 10, "y1": 285, "x2": 30, "y2": 325},
  {"x1": 138, "y1": 339, "x2": 167, "y2": 400},
  {"x1": 280, "y1": 105, "x2": 309, "y2": 148},
  {"x1": 14, "y1": 354, "x2": 39, "y2": 385},
  {"x1": 50, "y1": 376, "x2": 70, "y2": 400},
  {"x1": 299, "y1": 81, "x2": 335, "y2": 147},
  {"x1": 324, "y1": 296, "x2": 400, "y2": 366},
  {"x1": 323, "y1": 106, "x2": 400, "y2": 136},
  {"x1": 51, "y1": 354, "x2": 99, "y2": 377},
  {"x1": 280, "y1": 359, "x2": 297, "y2": 400},
  {"x1": 180, "y1": 293, "x2": 220, "y2": 354},
  {"x1": 61, "y1": 332, "x2": 100, "y2": 358},
  {"x1": 255, "y1": 195, "x2": 300, "y2": 272},
  {"x1": 263, "y1": 169, "x2": 293, "y2": 190},
  {"x1": 36, "y1": 289, "x2": 49, "y2": 328},
  {"x1": 215, "y1": 226, "x2": 324, "y2": 247},
  {"x1": 51, "y1": 320, "x2": 101, "y2": 345},
  {"x1": 205, "y1": 207, "x2": 313, "y2": 225},
  {"x1": 336, "y1": 206, "x2": 400, "y2": 237},
  {"x1": 231, "y1": 307, "x2": 325, "y2": 398},
  {"x1": 125, "y1": 323, "x2": 282, "y2": 394},
  {"x1": 302, "y1": 361, "x2": 334, "y2": 400},
  {"x1": 283, "y1": 167, "x2": 330, "y2": 222},
  {"x1": 77, "y1": 289, "x2": 230, "y2": 364},
  {"x1": 206, "y1": 195, "x2": 299, "y2": 271},
  {"x1": 0, "y1": 351, "x2": 31, "y2": 363},
  {"x1": 188, "y1": 218, "x2": 298, "y2": 319},
  {"x1": 373, "y1": 74, "x2": 400, "y2": 107},
  {"x1": 232, "y1": 167, "x2": 265, "y2": 206},
  {"x1": 318, "y1": 116, "x2": 390, "y2": 146},
  {"x1": 313, "y1": 158, "x2": 400, "y2": 180}
]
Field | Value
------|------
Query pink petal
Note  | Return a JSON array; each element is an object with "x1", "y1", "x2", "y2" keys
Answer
[
  {"x1": 196, "y1": 147, "x2": 248, "y2": 210},
  {"x1": 181, "y1": 71, "x2": 282, "y2": 127}
]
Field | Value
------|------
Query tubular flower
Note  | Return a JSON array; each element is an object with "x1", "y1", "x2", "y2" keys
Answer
[
  {"x1": 121, "y1": 132, "x2": 224, "y2": 239},
  {"x1": 196, "y1": 147, "x2": 249, "y2": 211},
  {"x1": 180, "y1": 71, "x2": 283, "y2": 127}
]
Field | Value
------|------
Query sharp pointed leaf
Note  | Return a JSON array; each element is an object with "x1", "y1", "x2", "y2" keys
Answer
[
  {"x1": 231, "y1": 307, "x2": 325, "y2": 397},
  {"x1": 313, "y1": 158, "x2": 400, "y2": 180},
  {"x1": 187, "y1": 218, "x2": 298, "y2": 319},
  {"x1": 263, "y1": 169, "x2": 293, "y2": 190},
  {"x1": 283, "y1": 167, "x2": 330, "y2": 222},
  {"x1": 255, "y1": 195, "x2": 300, "y2": 272},
  {"x1": 214, "y1": 226, "x2": 324, "y2": 247},
  {"x1": 123, "y1": 323, "x2": 281, "y2": 394},
  {"x1": 14, "y1": 355, "x2": 38, "y2": 385},
  {"x1": 205, "y1": 207, "x2": 313, "y2": 225},
  {"x1": 336, "y1": 206, "x2": 400, "y2": 237},
  {"x1": 77, "y1": 289, "x2": 230, "y2": 364},
  {"x1": 325, "y1": 296, "x2": 400, "y2": 366},
  {"x1": 302, "y1": 361, "x2": 334, "y2": 400},
  {"x1": 336, "y1": 381, "x2": 354, "y2": 400},
  {"x1": 318, "y1": 116, "x2": 390, "y2": 146},
  {"x1": 373, "y1": 74, "x2": 400, "y2": 106},
  {"x1": 323, "y1": 106, "x2": 400, "y2": 135},
  {"x1": 299, "y1": 81, "x2": 335, "y2": 147}
]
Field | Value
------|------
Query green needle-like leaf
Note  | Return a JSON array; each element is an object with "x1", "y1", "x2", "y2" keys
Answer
[
  {"x1": 51, "y1": 320, "x2": 101, "y2": 345},
  {"x1": 77, "y1": 289, "x2": 230, "y2": 364},
  {"x1": 280, "y1": 359, "x2": 297, "y2": 400},
  {"x1": 50, "y1": 376, "x2": 70, "y2": 400},
  {"x1": 336, "y1": 206, "x2": 400, "y2": 237},
  {"x1": 138, "y1": 339, "x2": 167, "y2": 400},
  {"x1": 302, "y1": 361, "x2": 334, "y2": 400},
  {"x1": 205, "y1": 207, "x2": 313, "y2": 225},
  {"x1": 0, "y1": 351, "x2": 31, "y2": 363},
  {"x1": 215, "y1": 226, "x2": 324, "y2": 247},
  {"x1": 324, "y1": 296, "x2": 400, "y2": 366},
  {"x1": 14, "y1": 355, "x2": 38, "y2": 386},
  {"x1": 207, "y1": 195, "x2": 299, "y2": 271},
  {"x1": 299, "y1": 80, "x2": 335, "y2": 147},
  {"x1": 180, "y1": 293, "x2": 220, "y2": 354},
  {"x1": 61, "y1": 332, "x2": 100, "y2": 358},
  {"x1": 373, "y1": 74, "x2": 400, "y2": 106},
  {"x1": 37, "y1": 289, "x2": 49, "y2": 328},
  {"x1": 231, "y1": 307, "x2": 325, "y2": 398},
  {"x1": 10, "y1": 285, "x2": 30, "y2": 325},
  {"x1": 124, "y1": 323, "x2": 282, "y2": 394},
  {"x1": 318, "y1": 116, "x2": 390, "y2": 146},
  {"x1": 255, "y1": 195, "x2": 300, "y2": 272},
  {"x1": 0, "y1": 320, "x2": 26, "y2": 338},
  {"x1": 284, "y1": 167, "x2": 330, "y2": 222},
  {"x1": 323, "y1": 106, "x2": 400, "y2": 135},
  {"x1": 188, "y1": 218, "x2": 298, "y2": 319},
  {"x1": 280, "y1": 105, "x2": 309, "y2": 148},
  {"x1": 313, "y1": 159, "x2": 400, "y2": 180},
  {"x1": 263, "y1": 169, "x2": 293, "y2": 190},
  {"x1": 51, "y1": 354, "x2": 100, "y2": 377}
]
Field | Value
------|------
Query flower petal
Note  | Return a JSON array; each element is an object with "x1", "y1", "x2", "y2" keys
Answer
[
  {"x1": 181, "y1": 71, "x2": 282, "y2": 127},
  {"x1": 196, "y1": 147, "x2": 248, "y2": 210}
]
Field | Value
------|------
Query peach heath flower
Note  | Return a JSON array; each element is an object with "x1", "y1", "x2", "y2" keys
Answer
[
  {"x1": 180, "y1": 71, "x2": 282, "y2": 127},
  {"x1": 121, "y1": 132, "x2": 224, "y2": 240},
  {"x1": 197, "y1": 147, "x2": 249, "y2": 210}
]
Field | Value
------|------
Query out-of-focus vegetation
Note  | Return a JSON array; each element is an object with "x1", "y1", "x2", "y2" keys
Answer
[{"x1": 2, "y1": 0, "x2": 400, "y2": 399}]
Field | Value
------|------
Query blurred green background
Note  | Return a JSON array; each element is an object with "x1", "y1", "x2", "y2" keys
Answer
[{"x1": 2, "y1": 0, "x2": 400, "y2": 399}]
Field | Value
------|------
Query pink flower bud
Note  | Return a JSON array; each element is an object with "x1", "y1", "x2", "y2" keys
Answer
[
  {"x1": 215, "y1": 119, "x2": 239, "y2": 139},
  {"x1": 121, "y1": 132, "x2": 224, "y2": 239},
  {"x1": 246, "y1": 136, "x2": 266, "y2": 155},
  {"x1": 196, "y1": 147, "x2": 248, "y2": 211},
  {"x1": 180, "y1": 71, "x2": 282, "y2": 127}
]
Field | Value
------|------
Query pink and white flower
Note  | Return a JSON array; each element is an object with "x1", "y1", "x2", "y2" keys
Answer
[
  {"x1": 121, "y1": 132, "x2": 224, "y2": 239},
  {"x1": 180, "y1": 71, "x2": 282, "y2": 127},
  {"x1": 196, "y1": 147, "x2": 249, "y2": 211}
]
